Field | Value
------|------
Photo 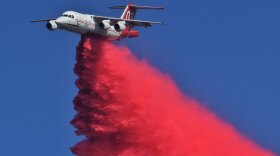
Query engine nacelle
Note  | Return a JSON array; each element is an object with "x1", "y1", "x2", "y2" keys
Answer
[
  {"x1": 46, "y1": 20, "x2": 58, "y2": 30},
  {"x1": 99, "y1": 21, "x2": 111, "y2": 30},
  {"x1": 128, "y1": 30, "x2": 140, "y2": 38},
  {"x1": 114, "y1": 22, "x2": 126, "y2": 32}
]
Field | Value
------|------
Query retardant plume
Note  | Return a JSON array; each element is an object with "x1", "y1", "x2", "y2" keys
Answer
[{"x1": 71, "y1": 35, "x2": 275, "y2": 156}]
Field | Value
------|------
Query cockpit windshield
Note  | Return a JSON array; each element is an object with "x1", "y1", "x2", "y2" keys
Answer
[{"x1": 62, "y1": 14, "x2": 75, "y2": 18}]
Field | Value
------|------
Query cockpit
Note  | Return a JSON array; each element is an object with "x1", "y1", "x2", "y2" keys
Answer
[{"x1": 62, "y1": 14, "x2": 75, "y2": 19}]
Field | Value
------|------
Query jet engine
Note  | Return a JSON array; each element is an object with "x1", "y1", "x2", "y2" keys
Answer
[
  {"x1": 114, "y1": 22, "x2": 126, "y2": 32},
  {"x1": 99, "y1": 21, "x2": 111, "y2": 30},
  {"x1": 46, "y1": 20, "x2": 58, "y2": 30}
]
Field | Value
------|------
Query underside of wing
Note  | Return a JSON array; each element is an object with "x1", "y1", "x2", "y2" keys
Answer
[{"x1": 94, "y1": 16, "x2": 163, "y2": 27}]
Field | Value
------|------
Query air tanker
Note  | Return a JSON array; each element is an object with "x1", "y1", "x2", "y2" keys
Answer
[{"x1": 32, "y1": 4, "x2": 164, "y2": 40}]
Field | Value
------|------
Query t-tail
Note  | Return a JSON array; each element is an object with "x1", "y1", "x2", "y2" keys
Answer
[
  {"x1": 109, "y1": 4, "x2": 164, "y2": 20},
  {"x1": 109, "y1": 4, "x2": 164, "y2": 40}
]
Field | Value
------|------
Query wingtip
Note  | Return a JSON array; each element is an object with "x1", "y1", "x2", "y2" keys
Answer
[
  {"x1": 155, "y1": 22, "x2": 164, "y2": 25},
  {"x1": 154, "y1": 7, "x2": 165, "y2": 10}
]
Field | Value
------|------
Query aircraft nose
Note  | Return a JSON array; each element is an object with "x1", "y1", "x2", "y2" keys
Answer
[{"x1": 55, "y1": 17, "x2": 66, "y2": 24}]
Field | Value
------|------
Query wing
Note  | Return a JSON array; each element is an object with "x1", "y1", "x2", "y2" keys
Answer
[
  {"x1": 31, "y1": 18, "x2": 56, "y2": 22},
  {"x1": 94, "y1": 16, "x2": 163, "y2": 27}
]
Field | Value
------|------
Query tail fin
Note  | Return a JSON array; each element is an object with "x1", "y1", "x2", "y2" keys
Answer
[{"x1": 109, "y1": 4, "x2": 164, "y2": 20}]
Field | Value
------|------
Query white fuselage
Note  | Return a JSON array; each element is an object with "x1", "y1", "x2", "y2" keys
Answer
[
  {"x1": 55, "y1": 11, "x2": 122, "y2": 40},
  {"x1": 34, "y1": 5, "x2": 163, "y2": 40}
]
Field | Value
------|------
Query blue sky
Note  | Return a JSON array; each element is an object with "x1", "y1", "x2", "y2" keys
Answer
[{"x1": 0, "y1": 0, "x2": 279, "y2": 155}]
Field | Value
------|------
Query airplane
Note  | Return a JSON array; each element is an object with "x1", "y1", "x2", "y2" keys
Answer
[{"x1": 32, "y1": 4, "x2": 164, "y2": 40}]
